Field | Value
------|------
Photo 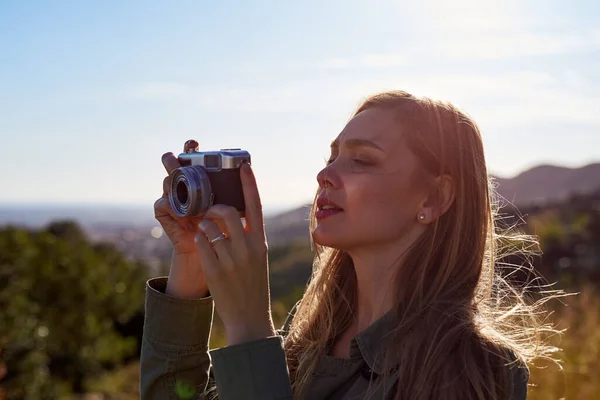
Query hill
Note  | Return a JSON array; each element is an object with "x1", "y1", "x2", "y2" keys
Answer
[{"x1": 493, "y1": 163, "x2": 600, "y2": 206}]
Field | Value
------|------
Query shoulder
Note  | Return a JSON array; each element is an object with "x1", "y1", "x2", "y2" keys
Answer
[{"x1": 504, "y1": 350, "x2": 529, "y2": 400}]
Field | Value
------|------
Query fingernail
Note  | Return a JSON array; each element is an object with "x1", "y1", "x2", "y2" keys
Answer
[
  {"x1": 242, "y1": 163, "x2": 251, "y2": 175},
  {"x1": 198, "y1": 221, "x2": 209, "y2": 232}
]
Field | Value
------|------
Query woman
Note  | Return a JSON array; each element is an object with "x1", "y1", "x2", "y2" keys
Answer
[{"x1": 141, "y1": 91, "x2": 558, "y2": 399}]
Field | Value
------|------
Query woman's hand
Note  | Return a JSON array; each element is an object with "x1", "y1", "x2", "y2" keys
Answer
[
  {"x1": 154, "y1": 140, "x2": 209, "y2": 299},
  {"x1": 195, "y1": 162, "x2": 276, "y2": 345},
  {"x1": 154, "y1": 141, "x2": 203, "y2": 255}
]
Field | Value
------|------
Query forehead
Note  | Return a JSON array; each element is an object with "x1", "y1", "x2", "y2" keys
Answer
[{"x1": 333, "y1": 107, "x2": 401, "y2": 148}]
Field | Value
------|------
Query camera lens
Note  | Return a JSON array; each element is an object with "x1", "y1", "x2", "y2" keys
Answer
[
  {"x1": 176, "y1": 181, "x2": 188, "y2": 204},
  {"x1": 168, "y1": 166, "x2": 213, "y2": 217}
]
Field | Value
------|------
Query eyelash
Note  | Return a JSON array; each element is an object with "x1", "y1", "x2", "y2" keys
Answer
[{"x1": 326, "y1": 157, "x2": 370, "y2": 166}]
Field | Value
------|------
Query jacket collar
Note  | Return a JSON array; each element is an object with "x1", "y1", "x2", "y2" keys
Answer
[
  {"x1": 285, "y1": 300, "x2": 399, "y2": 376},
  {"x1": 350, "y1": 307, "x2": 399, "y2": 376}
]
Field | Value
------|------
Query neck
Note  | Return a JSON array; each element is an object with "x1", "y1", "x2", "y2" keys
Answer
[{"x1": 347, "y1": 225, "x2": 425, "y2": 332}]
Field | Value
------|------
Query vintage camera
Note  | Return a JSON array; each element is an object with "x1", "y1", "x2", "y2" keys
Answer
[{"x1": 169, "y1": 145, "x2": 251, "y2": 218}]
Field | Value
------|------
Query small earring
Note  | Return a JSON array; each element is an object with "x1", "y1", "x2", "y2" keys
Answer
[{"x1": 418, "y1": 214, "x2": 426, "y2": 221}]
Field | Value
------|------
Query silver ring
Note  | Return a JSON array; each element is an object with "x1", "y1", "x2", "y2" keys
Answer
[{"x1": 209, "y1": 232, "x2": 228, "y2": 245}]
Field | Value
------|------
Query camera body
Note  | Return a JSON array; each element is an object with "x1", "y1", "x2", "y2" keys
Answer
[{"x1": 168, "y1": 147, "x2": 251, "y2": 218}]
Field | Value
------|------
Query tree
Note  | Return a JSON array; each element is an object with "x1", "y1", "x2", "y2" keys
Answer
[{"x1": 0, "y1": 221, "x2": 148, "y2": 399}]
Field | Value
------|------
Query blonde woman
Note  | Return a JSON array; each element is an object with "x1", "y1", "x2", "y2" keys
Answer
[{"x1": 141, "y1": 91, "x2": 557, "y2": 399}]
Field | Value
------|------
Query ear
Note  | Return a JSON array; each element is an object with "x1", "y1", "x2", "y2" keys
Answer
[{"x1": 418, "y1": 174, "x2": 455, "y2": 223}]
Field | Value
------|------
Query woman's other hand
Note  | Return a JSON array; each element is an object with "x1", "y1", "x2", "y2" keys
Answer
[
  {"x1": 195, "y1": 163, "x2": 275, "y2": 345},
  {"x1": 154, "y1": 140, "x2": 209, "y2": 299}
]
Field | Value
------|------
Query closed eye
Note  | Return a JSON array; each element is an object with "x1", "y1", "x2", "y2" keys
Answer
[
  {"x1": 352, "y1": 159, "x2": 371, "y2": 166},
  {"x1": 326, "y1": 157, "x2": 372, "y2": 166}
]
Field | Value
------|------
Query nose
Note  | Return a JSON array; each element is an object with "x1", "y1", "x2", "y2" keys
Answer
[{"x1": 316, "y1": 164, "x2": 340, "y2": 189}]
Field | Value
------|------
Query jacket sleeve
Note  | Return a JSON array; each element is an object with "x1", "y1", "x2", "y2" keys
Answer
[
  {"x1": 207, "y1": 301, "x2": 299, "y2": 399},
  {"x1": 140, "y1": 276, "x2": 300, "y2": 400},
  {"x1": 140, "y1": 277, "x2": 216, "y2": 400}
]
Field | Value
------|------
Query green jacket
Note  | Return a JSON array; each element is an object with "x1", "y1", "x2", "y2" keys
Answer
[{"x1": 140, "y1": 277, "x2": 529, "y2": 399}]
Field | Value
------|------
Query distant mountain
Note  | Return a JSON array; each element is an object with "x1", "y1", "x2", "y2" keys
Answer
[
  {"x1": 264, "y1": 205, "x2": 312, "y2": 247},
  {"x1": 0, "y1": 203, "x2": 156, "y2": 229},
  {"x1": 0, "y1": 203, "x2": 285, "y2": 230},
  {"x1": 493, "y1": 163, "x2": 600, "y2": 206},
  {"x1": 264, "y1": 163, "x2": 600, "y2": 247}
]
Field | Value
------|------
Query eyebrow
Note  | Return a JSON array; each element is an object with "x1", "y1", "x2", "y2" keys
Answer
[{"x1": 330, "y1": 138, "x2": 385, "y2": 152}]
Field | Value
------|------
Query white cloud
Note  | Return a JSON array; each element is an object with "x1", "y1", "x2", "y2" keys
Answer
[
  {"x1": 318, "y1": 58, "x2": 353, "y2": 69},
  {"x1": 352, "y1": 72, "x2": 600, "y2": 127},
  {"x1": 283, "y1": 53, "x2": 408, "y2": 71},
  {"x1": 406, "y1": 0, "x2": 532, "y2": 32},
  {"x1": 122, "y1": 69, "x2": 600, "y2": 128},
  {"x1": 127, "y1": 82, "x2": 191, "y2": 101},
  {"x1": 434, "y1": 29, "x2": 600, "y2": 60},
  {"x1": 399, "y1": 0, "x2": 600, "y2": 60},
  {"x1": 360, "y1": 53, "x2": 407, "y2": 68},
  {"x1": 278, "y1": 28, "x2": 599, "y2": 74}
]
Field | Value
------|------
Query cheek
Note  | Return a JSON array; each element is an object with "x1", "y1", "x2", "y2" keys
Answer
[
  {"x1": 345, "y1": 174, "x2": 402, "y2": 207},
  {"x1": 346, "y1": 174, "x2": 416, "y2": 225},
  {"x1": 312, "y1": 173, "x2": 419, "y2": 248}
]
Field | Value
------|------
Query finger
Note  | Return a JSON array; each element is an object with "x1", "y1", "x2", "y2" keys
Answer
[
  {"x1": 154, "y1": 197, "x2": 174, "y2": 220},
  {"x1": 154, "y1": 197, "x2": 196, "y2": 231},
  {"x1": 204, "y1": 204, "x2": 246, "y2": 244},
  {"x1": 198, "y1": 220, "x2": 229, "y2": 250},
  {"x1": 161, "y1": 152, "x2": 181, "y2": 175},
  {"x1": 156, "y1": 186, "x2": 228, "y2": 234},
  {"x1": 204, "y1": 217, "x2": 229, "y2": 238},
  {"x1": 198, "y1": 220, "x2": 234, "y2": 265},
  {"x1": 194, "y1": 231, "x2": 220, "y2": 276},
  {"x1": 239, "y1": 163, "x2": 265, "y2": 239},
  {"x1": 162, "y1": 176, "x2": 171, "y2": 197},
  {"x1": 184, "y1": 139, "x2": 199, "y2": 152}
]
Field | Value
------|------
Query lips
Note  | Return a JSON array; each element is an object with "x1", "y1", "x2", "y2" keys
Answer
[{"x1": 316, "y1": 196, "x2": 343, "y2": 211}]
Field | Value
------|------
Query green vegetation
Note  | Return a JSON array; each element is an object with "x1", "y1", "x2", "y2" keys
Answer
[
  {"x1": 526, "y1": 286, "x2": 600, "y2": 400},
  {"x1": 0, "y1": 221, "x2": 148, "y2": 399}
]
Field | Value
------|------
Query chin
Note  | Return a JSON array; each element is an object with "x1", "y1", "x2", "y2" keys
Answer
[{"x1": 311, "y1": 225, "x2": 352, "y2": 250}]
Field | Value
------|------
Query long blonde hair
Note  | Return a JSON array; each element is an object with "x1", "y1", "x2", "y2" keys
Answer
[{"x1": 283, "y1": 90, "x2": 562, "y2": 399}]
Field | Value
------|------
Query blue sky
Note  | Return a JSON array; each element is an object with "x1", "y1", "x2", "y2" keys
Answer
[{"x1": 1, "y1": 0, "x2": 599, "y2": 213}]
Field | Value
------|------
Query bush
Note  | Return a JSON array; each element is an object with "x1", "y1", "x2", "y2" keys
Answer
[{"x1": 0, "y1": 221, "x2": 148, "y2": 399}]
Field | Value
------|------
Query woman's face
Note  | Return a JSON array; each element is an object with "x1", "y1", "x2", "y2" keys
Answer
[{"x1": 312, "y1": 107, "x2": 428, "y2": 251}]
